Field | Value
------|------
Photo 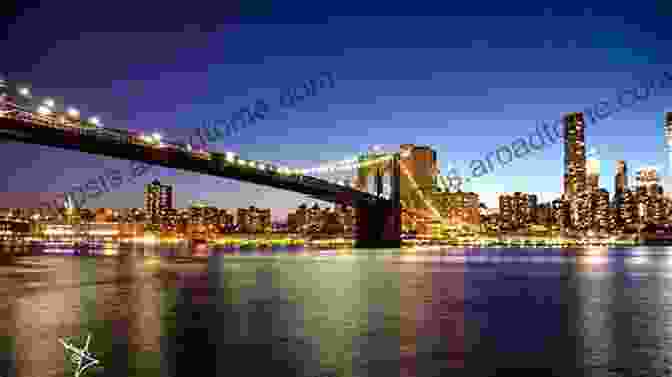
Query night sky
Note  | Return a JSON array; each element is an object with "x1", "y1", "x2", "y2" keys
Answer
[{"x1": 2, "y1": 0, "x2": 672, "y2": 220}]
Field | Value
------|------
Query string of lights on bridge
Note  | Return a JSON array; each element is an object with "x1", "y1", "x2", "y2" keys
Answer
[
  {"x1": 0, "y1": 80, "x2": 104, "y2": 129},
  {"x1": 0, "y1": 80, "x2": 397, "y2": 199},
  {"x1": 0, "y1": 78, "x2": 459, "y2": 207}
]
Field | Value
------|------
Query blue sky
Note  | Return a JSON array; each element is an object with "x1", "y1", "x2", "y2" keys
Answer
[{"x1": 2, "y1": 0, "x2": 672, "y2": 219}]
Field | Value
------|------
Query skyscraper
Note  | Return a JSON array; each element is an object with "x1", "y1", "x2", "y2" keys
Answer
[
  {"x1": 586, "y1": 157, "x2": 600, "y2": 192},
  {"x1": 636, "y1": 167, "x2": 659, "y2": 187},
  {"x1": 563, "y1": 112, "x2": 586, "y2": 198},
  {"x1": 615, "y1": 160, "x2": 628, "y2": 197},
  {"x1": 0, "y1": 72, "x2": 7, "y2": 97},
  {"x1": 145, "y1": 180, "x2": 173, "y2": 225},
  {"x1": 665, "y1": 112, "x2": 672, "y2": 151},
  {"x1": 666, "y1": 112, "x2": 672, "y2": 178}
]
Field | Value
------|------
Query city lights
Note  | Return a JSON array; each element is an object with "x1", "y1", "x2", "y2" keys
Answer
[
  {"x1": 3, "y1": 73, "x2": 672, "y2": 247},
  {"x1": 37, "y1": 105, "x2": 52, "y2": 115},
  {"x1": 43, "y1": 98, "x2": 55, "y2": 108},
  {"x1": 67, "y1": 107, "x2": 80, "y2": 118}
]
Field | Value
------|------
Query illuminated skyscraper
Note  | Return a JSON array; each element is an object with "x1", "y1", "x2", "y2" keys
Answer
[
  {"x1": 0, "y1": 72, "x2": 7, "y2": 97},
  {"x1": 594, "y1": 188, "x2": 611, "y2": 232},
  {"x1": 563, "y1": 113, "x2": 586, "y2": 198},
  {"x1": 586, "y1": 157, "x2": 600, "y2": 192},
  {"x1": 666, "y1": 113, "x2": 672, "y2": 177},
  {"x1": 666, "y1": 112, "x2": 672, "y2": 150},
  {"x1": 237, "y1": 206, "x2": 271, "y2": 233},
  {"x1": 432, "y1": 191, "x2": 480, "y2": 228},
  {"x1": 636, "y1": 167, "x2": 659, "y2": 187},
  {"x1": 620, "y1": 189, "x2": 637, "y2": 229},
  {"x1": 145, "y1": 180, "x2": 173, "y2": 225},
  {"x1": 615, "y1": 160, "x2": 628, "y2": 199},
  {"x1": 498, "y1": 192, "x2": 534, "y2": 230}
]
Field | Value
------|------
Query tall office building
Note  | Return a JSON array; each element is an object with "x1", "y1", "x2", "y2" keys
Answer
[
  {"x1": 498, "y1": 192, "x2": 534, "y2": 230},
  {"x1": 615, "y1": 160, "x2": 628, "y2": 199},
  {"x1": 665, "y1": 113, "x2": 672, "y2": 178},
  {"x1": 621, "y1": 189, "x2": 638, "y2": 229},
  {"x1": 552, "y1": 198, "x2": 571, "y2": 230},
  {"x1": 0, "y1": 72, "x2": 7, "y2": 97},
  {"x1": 636, "y1": 167, "x2": 659, "y2": 187},
  {"x1": 432, "y1": 191, "x2": 480, "y2": 228},
  {"x1": 665, "y1": 112, "x2": 672, "y2": 150},
  {"x1": 586, "y1": 157, "x2": 600, "y2": 192},
  {"x1": 563, "y1": 113, "x2": 586, "y2": 198},
  {"x1": 594, "y1": 188, "x2": 611, "y2": 232},
  {"x1": 237, "y1": 206, "x2": 271, "y2": 233},
  {"x1": 145, "y1": 180, "x2": 173, "y2": 224}
]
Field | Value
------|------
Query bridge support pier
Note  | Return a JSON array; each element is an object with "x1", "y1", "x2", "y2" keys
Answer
[
  {"x1": 354, "y1": 200, "x2": 401, "y2": 248},
  {"x1": 354, "y1": 153, "x2": 401, "y2": 248}
]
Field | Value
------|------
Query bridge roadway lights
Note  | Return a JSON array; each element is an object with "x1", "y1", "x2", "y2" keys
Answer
[{"x1": 354, "y1": 198, "x2": 401, "y2": 249}]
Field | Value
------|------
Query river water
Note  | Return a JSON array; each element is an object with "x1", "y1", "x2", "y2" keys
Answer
[{"x1": 0, "y1": 245, "x2": 671, "y2": 377}]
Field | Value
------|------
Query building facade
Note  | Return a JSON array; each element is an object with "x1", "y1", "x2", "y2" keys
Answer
[
  {"x1": 144, "y1": 180, "x2": 173, "y2": 226},
  {"x1": 563, "y1": 112, "x2": 587, "y2": 199}
]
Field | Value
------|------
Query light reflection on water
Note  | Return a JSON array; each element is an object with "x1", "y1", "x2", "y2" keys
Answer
[{"x1": 0, "y1": 246, "x2": 671, "y2": 376}]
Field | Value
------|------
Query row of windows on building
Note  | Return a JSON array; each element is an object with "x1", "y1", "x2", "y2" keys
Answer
[{"x1": 487, "y1": 186, "x2": 672, "y2": 233}]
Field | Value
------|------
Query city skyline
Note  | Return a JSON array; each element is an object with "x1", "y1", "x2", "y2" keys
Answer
[{"x1": 3, "y1": 7, "x2": 672, "y2": 217}]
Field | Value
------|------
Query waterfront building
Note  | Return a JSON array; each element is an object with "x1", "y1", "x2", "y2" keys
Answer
[
  {"x1": 431, "y1": 191, "x2": 480, "y2": 229},
  {"x1": 570, "y1": 188, "x2": 610, "y2": 234},
  {"x1": 145, "y1": 180, "x2": 173, "y2": 225},
  {"x1": 498, "y1": 192, "x2": 533, "y2": 231},
  {"x1": 77, "y1": 208, "x2": 93, "y2": 224},
  {"x1": 203, "y1": 206, "x2": 219, "y2": 225},
  {"x1": 288, "y1": 204, "x2": 309, "y2": 233},
  {"x1": 634, "y1": 167, "x2": 665, "y2": 225},
  {"x1": 621, "y1": 189, "x2": 639, "y2": 231},
  {"x1": 614, "y1": 160, "x2": 628, "y2": 206},
  {"x1": 666, "y1": 113, "x2": 672, "y2": 175},
  {"x1": 572, "y1": 191, "x2": 591, "y2": 233},
  {"x1": 499, "y1": 195, "x2": 514, "y2": 230},
  {"x1": 0, "y1": 73, "x2": 7, "y2": 96},
  {"x1": 94, "y1": 208, "x2": 114, "y2": 223},
  {"x1": 187, "y1": 203, "x2": 219, "y2": 226},
  {"x1": 636, "y1": 186, "x2": 665, "y2": 226},
  {"x1": 0, "y1": 220, "x2": 30, "y2": 238},
  {"x1": 162, "y1": 208, "x2": 178, "y2": 232},
  {"x1": 563, "y1": 112, "x2": 586, "y2": 199},
  {"x1": 217, "y1": 209, "x2": 235, "y2": 231},
  {"x1": 533, "y1": 203, "x2": 553, "y2": 228},
  {"x1": 586, "y1": 157, "x2": 600, "y2": 192},
  {"x1": 552, "y1": 198, "x2": 571, "y2": 231},
  {"x1": 335, "y1": 204, "x2": 354, "y2": 234},
  {"x1": 480, "y1": 212, "x2": 499, "y2": 233},
  {"x1": 608, "y1": 207, "x2": 620, "y2": 232},
  {"x1": 593, "y1": 189, "x2": 610, "y2": 233},
  {"x1": 237, "y1": 206, "x2": 271, "y2": 233},
  {"x1": 637, "y1": 167, "x2": 659, "y2": 187}
]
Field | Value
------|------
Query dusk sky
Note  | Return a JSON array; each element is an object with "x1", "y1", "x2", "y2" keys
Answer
[{"x1": 2, "y1": 0, "x2": 672, "y2": 220}]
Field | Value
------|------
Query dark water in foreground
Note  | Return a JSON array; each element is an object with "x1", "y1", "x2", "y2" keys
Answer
[{"x1": 0, "y1": 245, "x2": 671, "y2": 377}]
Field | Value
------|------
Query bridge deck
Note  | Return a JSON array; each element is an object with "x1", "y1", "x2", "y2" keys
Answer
[{"x1": 0, "y1": 117, "x2": 390, "y2": 207}]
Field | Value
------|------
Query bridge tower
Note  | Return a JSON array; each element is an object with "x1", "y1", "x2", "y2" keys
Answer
[{"x1": 354, "y1": 152, "x2": 402, "y2": 248}]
